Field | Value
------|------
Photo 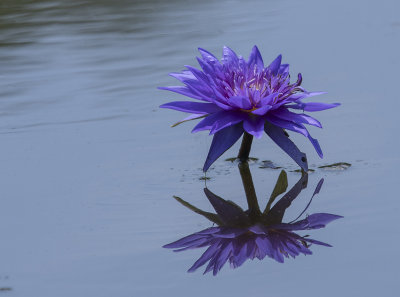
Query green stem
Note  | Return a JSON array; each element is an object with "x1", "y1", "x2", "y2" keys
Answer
[{"x1": 237, "y1": 132, "x2": 253, "y2": 162}]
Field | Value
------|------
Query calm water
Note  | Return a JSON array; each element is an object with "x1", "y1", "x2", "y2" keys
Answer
[{"x1": 1, "y1": 0, "x2": 399, "y2": 296}]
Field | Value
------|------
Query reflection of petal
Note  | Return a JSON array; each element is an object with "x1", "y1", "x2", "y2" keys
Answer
[
  {"x1": 204, "y1": 188, "x2": 250, "y2": 226},
  {"x1": 188, "y1": 242, "x2": 221, "y2": 273}
]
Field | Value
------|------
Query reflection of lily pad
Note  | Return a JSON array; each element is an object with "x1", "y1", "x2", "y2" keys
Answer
[
  {"x1": 259, "y1": 160, "x2": 282, "y2": 169},
  {"x1": 225, "y1": 157, "x2": 259, "y2": 162},
  {"x1": 290, "y1": 169, "x2": 315, "y2": 173},
  {"x1": 318, "y1": 162, "x2": 351, "y2": 170},
  {"x1": 0, "y1": 287, "x2": 12, "y2": 291}
]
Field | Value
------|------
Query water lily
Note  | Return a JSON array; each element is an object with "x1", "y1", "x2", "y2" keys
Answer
[{"x1": 160, "y1": 46, "x2": 339, "y2": 171}]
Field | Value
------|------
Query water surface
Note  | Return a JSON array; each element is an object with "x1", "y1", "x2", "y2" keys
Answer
[{"x1": 0, "y1": 0, "x2": 399, "y2": 296}]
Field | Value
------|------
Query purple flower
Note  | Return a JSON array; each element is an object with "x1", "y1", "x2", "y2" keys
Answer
[
  {"x1": 163, "y1": 169, "x2": 343, "y2": 275},
  {"x1": 160, "y1": 46, "x2": 340, "y2": 171}
]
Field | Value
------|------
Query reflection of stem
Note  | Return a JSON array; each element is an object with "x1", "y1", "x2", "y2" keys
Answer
[
  {"x1": 238, "y1": 162, "x2": 261, "y2": 219},
  {"x1": 237, "y1": 132, "x2": 253, "y2": 162}
]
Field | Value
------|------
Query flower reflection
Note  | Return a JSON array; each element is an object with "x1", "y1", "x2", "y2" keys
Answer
[{"x1": 164, "y1": 164, "x2": 342, "y2": 275}]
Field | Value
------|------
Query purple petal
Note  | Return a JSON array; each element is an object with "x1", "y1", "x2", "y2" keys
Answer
[
  {"x1": 158, "y1": 86, "x2": 209, "y2": 101},
  {"x1": 160, "y1": 101, "x2": 222, "y2": 114},
  {"x1": 247, "y1": 45, "x2": 264, "y2": 70},
  {"x1": 198, "y1": 47, "x2": 220, "y2": 63},
  {"x1": 259, "y1": 93, "x2": 280, "y2": 107},
  {"x1": 266, "y1": 115, "x2": 308, "y2": 137},
  {"x1": 222, "y1": 46, "x2": 239, "y2": 65},
  {"x1": 169, "y1": 70, "x2": 196, "y2": 82},
  {"x1": 228, "y1": 96, "x2": 252, "y2": 110},
  {"x1": 210, "y1": 112, "x2": 245, "y2": 134},
  {"x1": 288, "y1": 91, "x2": 327, "y2": 102},
  {"x1": 264, "y1": 121, "x2": 308, "y2": 171},
  {"x1": 273, "y1": 108, "x2": 322, "y2": 128},
  {"x1": 307, "y1": 133, "x2": 323, "y2": 158},
  {"x1": 290, "y1": 102, "x2": 340, "y2": 112},
  {"x1": 192, "y1": 112, "x2": 222, "y2": 133},
  {"x1": 266, "y1": 116, "x2": 323, "y2": 158},
  {"x1": 251, "y1": 105, "x2": 272, "y2": 116},
  {"x1": 278, "y1": 63, "x2": 289, "y2": 75},
  {"x1": 185, "y1": 65, "x2": 210, "y2": 85},
  {"x1": 203, "y1": 123, "x2": 244, "y2": 172},
  {"x1": 243, "y1": 117, "x2": 265, "y2": 139},
  {"x1": 268, "y1": 54, "x2": 282, "y2": 75}
]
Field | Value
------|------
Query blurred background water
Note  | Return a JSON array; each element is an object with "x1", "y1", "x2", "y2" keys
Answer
[{"x1": 0, "y1": 0, "x2": 399, "y2": 296}]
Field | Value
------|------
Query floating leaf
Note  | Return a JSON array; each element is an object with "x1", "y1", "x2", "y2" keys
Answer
[
  {"x1": 259, "y1": 160, "x2": 282, "y2": 169},
  {"x1": 318, "y1": 162, "x2": 351, "y2": 170}
]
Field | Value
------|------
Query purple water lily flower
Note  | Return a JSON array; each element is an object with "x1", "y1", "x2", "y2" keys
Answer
[
  {"x1": 160, "y1": 46, "x2": 339, "y2": 171},
  {"x1": 164, "y1": 166, "x2": 343, "y2": 275}
]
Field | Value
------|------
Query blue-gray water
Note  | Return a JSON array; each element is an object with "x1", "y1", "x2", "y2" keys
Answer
[{"x1": 1, "y1": 0, "x2": 399, "y2": 296}]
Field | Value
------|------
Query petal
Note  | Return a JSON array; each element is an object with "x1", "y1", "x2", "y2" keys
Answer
[
  {"x1": 267, "y1": 115, "x2": 324, "y2": 158},
  {"x1": 228, "y1": 96, "x2": 252, "y2": 110},
  {"x1": 185, "y1": 65, "x2": 210, "y2": 85},
  {"x1": 264, "y1": 121, "x2": 308, "y2": 171},
  {"x1": 251, "y1": 105, "x2": 271, "y2": 116},
  {"x1": 268, "y1": 54, "x2": 282, "y2": 75},
  {"x1": 169, "y1": 70, "x2": 196, "y2": 82},
  {"x1": 210, "y1": 112, "x2": 245, "y2": 134},
  {"x1": 222, "y1": 46, "x2": 239, "y2": 65},
  {"x1": 160, "y1": 101, "x2": 222, "y2": 114},
  {"x1": 259, "y1": 92, "x2": 280, "y2": 107},
  {"x1": 288, "y1": 91, "x2": 327, "y2": 101},
  {"x1": 273, "y1": 108, "x2": 322, "y2": 128},
  {"x1": 203, "y1": 122, "x2": 244, "y2": 171},
  {"x1": 278, "y1": 63, "x2": 289, "y2": 75},
  {"x1": 163, "y1": 233, "x2": 206, "y2": 249},
  {"x1": 213, "y1": 242, "x2": 234, "y2": 275},
  {"x1": 247, "y1": 45, "x2": 264, "y2": 70},
  {"x1": 198, "y1": 47, "x2": 220, "y2": 63},
  {"x1": 266, "y1": 115, "x2": 308, "y2": 137},
  {"x1": 306, "y1": 213, "x2": 344, "y2": 229},
  {"x1": 158, "y1": 86, "x2": 208, "y2": 101},
  {"x1": 188, "y1": 242, "x2": 221, "y2": 272},
  {"x1": 243, "y1": 117, "x2": 265, "y2": 139},
  {"x1": 290, "y1": 102, "x2": 340, "y2": 112},
  {"x1": 192, "y1": 112, "x2": 222, "y2": 133}
]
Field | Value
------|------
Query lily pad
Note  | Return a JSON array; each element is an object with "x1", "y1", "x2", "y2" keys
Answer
[
  {"x1": 318, "y1": 162, "x2": 351, "y2": 170},
  {"x1": 259, "y1": 160, "x2": 282, "y2": 169}
]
